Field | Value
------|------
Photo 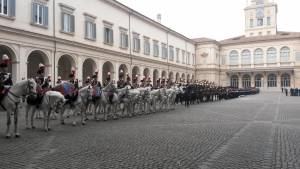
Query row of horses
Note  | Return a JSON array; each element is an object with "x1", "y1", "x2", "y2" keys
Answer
[{"x1": 1, "y1": 79, "x2": 183, "y2": 138}]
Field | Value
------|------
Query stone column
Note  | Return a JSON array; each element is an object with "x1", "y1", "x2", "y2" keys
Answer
[
  {"x1": 77, "y1": 56, "x2": 83, "y2": 86},
  {"x1": 239, "y1": 74, "x2": 242, "y2": 88},
  {"x1": 98, "y1": 60, "x2": 104, "y2": 85}
]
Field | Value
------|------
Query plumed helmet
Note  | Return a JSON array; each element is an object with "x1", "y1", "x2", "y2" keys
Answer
[
  {"x1": 107, "y1": 72, "x2": 111, "y2": 75},
  {"x1": 58, "y1": 76, "x2": 61, "y2": 79},
  {"x1": 71, "y1": 67, "x2": 76, "y2": 72},
  {"x1": 2, "y1": 54, "x2": 9, "y2": 61},
  {"x1": 48, "y1": 74, "x2": 51, "y2": 77},
  {"x1": 87, "y1": 76, "x2": 90, "y2": 79},
  {"x1": 39, "y1": 63, "x2": 45, "y2": 68},
  {"x1": 120, "y1": 69, "x2": 123, "y2": 73}
]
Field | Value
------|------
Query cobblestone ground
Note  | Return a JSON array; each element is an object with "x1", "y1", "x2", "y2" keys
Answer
[{"x1": 0, "y1": 92, "x2": 300, "y2": 169}]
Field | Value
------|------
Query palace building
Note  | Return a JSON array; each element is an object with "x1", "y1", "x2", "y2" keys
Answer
[{"x1": 0, "y1": 0, "x2": 299, "y2": 91}]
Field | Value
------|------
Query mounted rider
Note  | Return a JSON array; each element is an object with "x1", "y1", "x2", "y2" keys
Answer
[
  {"x1": 132, "y1": 74, "x2": 139, "y2": 88},
  {"x1": 125, "y1": 73, "x2": 131, "y2": 86},
  {"x1": 0, "y1": 54, "x2": 13, "y2": 96},
  {"x1": 56, "y1": 76, "x2": 62, "y2": 85},
  {"x1": 85, "y1": 76, "x2": 91, "y2": 86},
  {"x1": 104, "y1": 72, "x2": 111, "y2": 87},
  {"x1": 69, "y1": 67, "x2": 76, "y2": 85},
  {"x1": 117, "y1": 69, "x2": 125, "y2": 89}
]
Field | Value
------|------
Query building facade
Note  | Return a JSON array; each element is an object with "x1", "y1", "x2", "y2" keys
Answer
[
  {"x1": 195, "y1": 0, "x2": 300, "y2": 91},
  {"x1": 0, "y1": 0, "x2": 195, "y2": 86},
  {"x1": 0, "y1": 0, "x2": 299, "y2": 91}
]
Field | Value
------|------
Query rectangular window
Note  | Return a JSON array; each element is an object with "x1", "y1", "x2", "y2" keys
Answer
[
  {"x1": 250, "y1": 19, "x2": 253, "y2": 28},
  {"x1": 104, "y1": 27, "x2": 113, "y2": 45},
  {"x1": 0, "y1": 0, "x2": 8, "y2": 15},
  {"x1": 182, "y1": 50, "x2": 185, "y2": 64},
  {"x1": 176, "y1": 48, "x2": 180, "y2": 63},
  {"x1": 144, "y1": 38, "x2": 150, "y2": 55},
  {"x1": 161, "y1": 43, "x2": 168, "y2": 59},
  {"x1": 119, "y1": 28, "x2": 128, "y2": 49},
  {"x1": 85, "y1": 21, "x2": 96, "y2": 40},
  {"x1": 153, "y1": 41, "x2": 159, "y2": 57},
  {"x1": 61, "y1": 13, "x2": 75, "y2": 33},
  {"x1": 267, "y1": 17, "x2": 271, "y2": 26},
  {"x1": 257, "y1": 19, "x2": 263, "y2": 26},
  {"x1": 132, "y1": 33, "x2": 140, "y2": 52},
  {"x1": 169, "y1": 46, "x2": 174, "y2": 61}
]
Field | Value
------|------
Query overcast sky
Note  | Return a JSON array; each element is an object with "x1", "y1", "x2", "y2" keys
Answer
[{"x1": 118, "y1": 0, "x2": 300, "y2": 40}]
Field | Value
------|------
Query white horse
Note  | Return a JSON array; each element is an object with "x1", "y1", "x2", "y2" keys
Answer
[
  {"x1": 1, "y1": 79, "x2": 37, "y2": 138},
  {"x1": 25, "y1": 91, "x2": 66, "y2": 131},
  {"x1": 99, "y1": 83, "x2": 119, "y2": 121}
]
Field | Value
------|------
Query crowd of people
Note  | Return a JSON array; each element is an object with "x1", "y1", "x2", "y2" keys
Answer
[{"x1": 283, "y1": 88, "x2": 300, "y2": 96}]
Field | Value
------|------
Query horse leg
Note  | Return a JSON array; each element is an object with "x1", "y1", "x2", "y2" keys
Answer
[
  {"x1": 14, "y1": 108, "x2": 20, "y2": 138},
  {"x1": 60, "y1": 106, "x2": 66, "y2": 125},
  {"x1": 6, "y1": 111, "x2": 11, "y2": 138},
  {"x1": 81, "y1": 104, "x2": 87, "y2": 125},
  {"x1": 31, "y1": 107, "x2": 37, "y2": 129},
  {"x1": 25, "y1": 105, "x2": 30, "y2": 129},
  {"x1": 47, "y1": 108, "x2": 52, "y2": 131}
]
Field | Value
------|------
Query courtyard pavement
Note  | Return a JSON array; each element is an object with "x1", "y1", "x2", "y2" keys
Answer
[{"x1": 0, "y1": 92, "x2": 300, "y2": 169}]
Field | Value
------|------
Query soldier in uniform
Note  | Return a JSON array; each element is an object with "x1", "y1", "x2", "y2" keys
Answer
[
  {"x1": 36, "y1": 63, "x2": 46, "y2": 86},
  {"x1": 161, "y1": 78, "x2": 166, "y2": 88},
  {"x1": 117, "y1": 70, "x2": 125, "y2": 89},
  {"x1": 132, "y1": 75, "x2": 138, "y2": 88},
  {"x1": 85, "y1": 76, "x2": 91, "y2": 86},
  {"x1": 69, "y1": 67, "x2": 76, "y2": 84},
  {"x1": 56, "y1": 76, "x2": 62, "y2": 85},
  {"x1": 125, "y1": 73, "x2": 131, "y2": 86},
  {"x1": 0, "y1": 54, "x2": 12, "y2": 95}
]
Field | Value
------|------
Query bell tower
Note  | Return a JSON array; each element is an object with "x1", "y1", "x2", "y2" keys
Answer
[{"x1": 245, "y1": 0, "x2": 277, "y2": 37}]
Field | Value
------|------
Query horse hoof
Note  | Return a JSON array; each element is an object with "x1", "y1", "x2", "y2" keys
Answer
[
  {"x1": 44, "y1": 129, "x2": 48, "y2": 132},
  {"x1": 72, "y1": 122, "x2": 76, "y2": 126},
  {"x1": 48, "y1": 128, "x2": 51, "y2": 131},
  {"x1": 32, "y1": 126, "x2": 36, "y2": 129},
  {"x1": 82, "y1": 123, "x2": 86, "y2": 126},
  {"x1": 15, "y1": 134, "x2": 20, "y2": 138},
  {"x1": 61, "y1": 122, "x2": 65, "y2": 125},
  {"x1": 5, "y1": 135, "x2": 11, "y2": 139}
]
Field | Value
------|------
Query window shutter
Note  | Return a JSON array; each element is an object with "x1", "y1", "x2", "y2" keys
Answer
[
  {"x1": 109, "y1": 29, "x2": 113, "y2": 44},
  {"x1": 93, "y1": 23, "x2": 96, "y2": 40},
  {"x1": 85, "y1": 21, "x2": 88, "y2": 38},
  {"x1": 9, "y1": 0, "x2": 16, "y2": 17},
  {"x1": 43, "y1": 6, "x2": 48, "y2": 27},
  {"x1": 61, "y1": 13, "x2": 64, "y2": 31},
  {"x1": 125, "y1": 35, "x2": 128, "y2": 47},
  {"x1": 32, "y1": 3, "x2": 37, "y2": 23},
  {"x1": 70, "y1": 15, "x2": 75, "y2": 33}
]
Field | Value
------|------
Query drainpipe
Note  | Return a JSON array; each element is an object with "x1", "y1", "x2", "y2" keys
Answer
[
  {"x1": 53, "y1": 0, "x2": 57, "y2": 86},
  {"x1": 128, "y1": 11, "x2": 132, "y2": 75}
]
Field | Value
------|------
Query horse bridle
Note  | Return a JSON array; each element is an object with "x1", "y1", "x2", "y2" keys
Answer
[{"x1": 7, "y1": 80, "x2": 35, "y2": 104}]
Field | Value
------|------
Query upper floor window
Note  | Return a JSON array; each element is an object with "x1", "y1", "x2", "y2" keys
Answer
[
  {"x1": 267, "y1": 17, "x2": 271, "y2": 26},
  {"x1": 257, "y1": 19, "x2": 263, "y2": 26},
  {"x1": 267, "y1": 47, "x2": 277, "y2": 63},
  {"x1": 280, "y1": 46, "x2": 290, "y2": 62},
  {"x1": 0, "y1": 0, "x2": 14, "y2": 17},
  {"x1": 32, "y1": 3, "x2": 48, "y2": 27},
  {"x1": 182, "y1": 50, "x2": 185, "y2": 64},
  {"x1": 241, "y1": 49, "x2": 251, "y2": 64},
  {"x1": 268, "y1": 74, "x2": 277, "y2": 87},
  {"x1": 103, "y1": 21, "x2": 113, "y2": 45},
  {"x1": 84, "y1": 15, "x2": 96, "y2": 40},
  {"x1": 161, "y1": 43, "x2": 167, "y2": 59},
  {"x1": 176, "y1": 48, "x2": 180, "y2": 63},
  {"x1": 250, "y1": 19, "x2": 253, "y2": 28},
  {"x1": 169, "y1": 46, "x2": 174, "y2": 61},
  {"x1": 60, "y1": 4, "x2": 75, "y2": 34},
  {"x1": 187, "y1": 52, "x2": 190, "y2": 65},
  {"x1": 132, "y1": 33, "x2": 140, "y2": 52},
  {"x1": 229, "y1": 50, "x2": 239, "y2": 65},
  {"x1": 143, "y1": 37, "x2": 150, "y2": 55},
  {"x1": 119, "y1": 28, "x2": 128, "y2": 49},
  {"x1": 0, "y1": 0, "x2": 8, "y2": 15},
  {"x1": 254, "y1": 48, "x2": 263, "y2": 64},
  {"x1": 153, "y1": 40, "x2": 159, "y2": 57}
]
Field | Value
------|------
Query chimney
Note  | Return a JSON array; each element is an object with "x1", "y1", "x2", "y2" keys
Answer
[{"x1": 157, "y1": 13, "x2": 161, "y2": 23}]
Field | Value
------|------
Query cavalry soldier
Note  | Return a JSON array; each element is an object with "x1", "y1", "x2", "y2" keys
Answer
[
  {"x1": 104, "y1": 72, "x2": 111, "y2": 86},
  {"x1": 117, "y1": 70, "x2": 125, "y2": 88},
  {"x1": 125, "y1": 73, "x2": 131, "y2": 86},
  {"x1": 36, "y1": 63, "x2": 46, "y2": 86},
  {"x1": 0, "y1": 54, "x2": 13, "y2": 93},
  {"x1": 42, "y1": 74, "x2": 52, "y2": 89},
  {"x1": 85, "y1": 76, "x2": 91, "y2": 86},
  {"x1": 69, "y1": 67, "x2": 76, "y2": 84},
  {"x1": 146, "y1": 76, "x2": 151, "y2": 87},
  {"x1": 91, "y1": 70, "x2": 99, "y2": 86},
  {"x1": 161, "y1": 78, "x2": 166, "y2": 88},
  {"x1": 132, "y1": 74, "x2": 138, "y2": 88},
  {"x1": 140, "y1": 76, "x2": 145, "y2": 87},
  {"x1": 56, "y1": 76, "x2": 62, "y2": 85}
]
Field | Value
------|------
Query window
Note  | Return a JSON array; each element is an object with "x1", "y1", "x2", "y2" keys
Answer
[
  {"x1": 267, "y1": 74, "x2": 277, "y2": 87},
  {"x1": 281, "y1": 74, "x2": 290, "y2": 87},
  {"x1": 85, "y1": 21, "x2": 96, "y2": 40},
  {"x1": 169, "y1": 46, "x2": 174, "y2": 61},
  {"x1": 0, "y1": 0, "x2": 8, "y2": 15},
  {"x1": 241, "y1": 50, "x2": 251, "y2": 64},
  {"x1": 32, "y1": 3, "x2": 48, "y2": 27},
  {"x1": 230, "y1": 75, "x2": 239, "y2": 88},
  {"x1": 229, "y1": 50, "x2": 239, "y2": 65},
  {"x1": 267, "y1": 47, "x2": 277, "y2": 63},
  {"x1": 120, "y1": 28, "x2": 128, "y2": 49},
  {"x1": 254, "y1": 48, "x2": 263, "y2": 64},
  {"x1": 61, "y1": 13, "x2": 75, "y2": 33},
  {"x1": 187, "y1": 52, "x2": 190, "y2": 65},
  {"x1": 296, "y1": 52, "x2": 300, "y2": 61},
  {"x1": 257, "y1": 19, "x2": 263, "y2": 26},
  {"x1": 250, "y1": 19, "x2": 253, "y2": 28},
  {"x1": 104, "y1": 27, "x2": 113, "y2": 45},
  {"x1": 176, "y1": 48, "x2": 180, "y2": 63},
  {"x1": 132, "y1": 33, "x2": 140, "y2": 52},
  {"x1": 153, "y1": 41, "x2": 159, "y2": 57},
  {"x1": 242, "y1": 75, "x2": 251, "y2": 88},
  {"x1": 280, "y1": 47, "x2": 290, "y2": 62},
  {"x1": 255, "y1": 74, "x2": 263, "y2": 87},
  {"x1": 161, "y1": 43, "x2": 168, "y2": 59},
  {"x1": 267, "y1": 17, "x2": 271, "y2": 26},
  {"x1": 182, "y1": 50, "x2": 185, "y2": 64},
  {"x1": 143, "y1": 37, "x2": 150, "y2": 55}
]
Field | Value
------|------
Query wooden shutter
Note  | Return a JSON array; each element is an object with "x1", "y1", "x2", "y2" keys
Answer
[
  {"x1": 32, "y1": 3, "x2": 37, "y2": 23},
  {"x1": 85, "y1": 21, "x2": 88, "y2": 38},
  {"x1": 70, "y1": 15, "x2": 75, "y2": 33},
  {"x1": 9, "y1": 0, "x2": 16, "y2": 17},
  {"x1": 43, "y1": 6, "x2": 48, "y2": 27},
  {"x1": 92, "y1": 23, "x2": 96, "y2": 40}
]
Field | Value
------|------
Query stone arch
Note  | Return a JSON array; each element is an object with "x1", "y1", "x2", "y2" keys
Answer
[
  {"x1": 0, "y1": 45, "x2": 18, "y2": 82},
  {"x1": 58, "y1": 54, "x2": 76, "y2": 80},
  {"x1": 82, "y1": 58, "x2": 97, "y2": 81},
  {"x1": 119, "y1": 64, "x2": 128, "y2": 80},
  {"x1": 132, "y1": 66, "x2": 140, "y2": 81},
  {"x1": 102, "y1": 61, "x2": 114, "y2": 83},
  {"x1": 169, "y1": 71, "x2": 174, "y2": 82},
  {"x1": 27, "y1": 50, "x2": 50, "y2": 79},
  {"x1": 153, "y1": 69, "x2": 159, "y2": 86}
]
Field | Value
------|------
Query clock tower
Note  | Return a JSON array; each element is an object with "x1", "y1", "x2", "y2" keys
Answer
[{"x1": 245, "y1": 0, "x2": 277, "y2": 37}]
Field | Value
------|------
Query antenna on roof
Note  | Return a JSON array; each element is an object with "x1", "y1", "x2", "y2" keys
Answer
[{"x1": 157, "y1": 13, "x2": 161, "y2": 23}]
